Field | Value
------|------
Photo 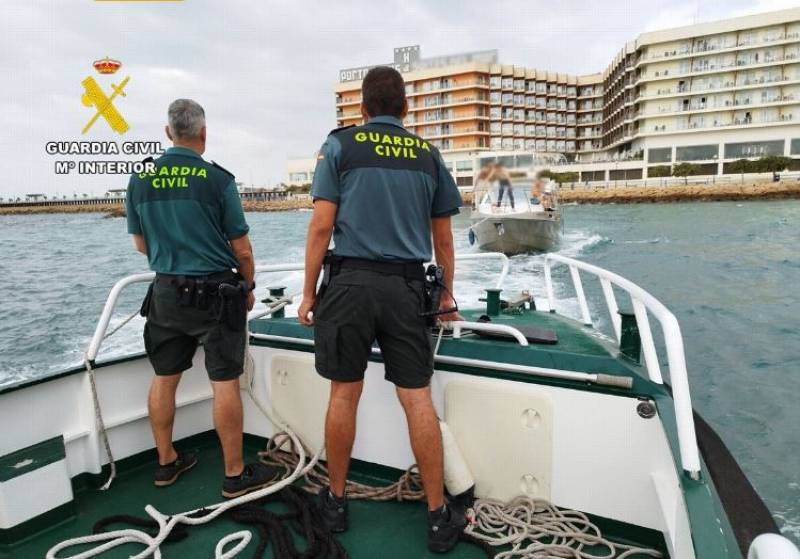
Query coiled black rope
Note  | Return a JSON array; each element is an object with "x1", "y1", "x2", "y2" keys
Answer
[{"x1": 92, "y1": 486, "x2": 347, "y2": 559}]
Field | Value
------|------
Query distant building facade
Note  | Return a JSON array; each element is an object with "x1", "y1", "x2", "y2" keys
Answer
[{"x1": 324, "y1": 8, "x2": 800, "y2": 182}]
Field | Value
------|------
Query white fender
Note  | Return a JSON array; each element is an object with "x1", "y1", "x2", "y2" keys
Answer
[
  {"x1": 748, "y1": 534, "x2": 800, "y2": 559},
  {"x1": 440, "y1": 420, "x2": 474, "y2": 497}
]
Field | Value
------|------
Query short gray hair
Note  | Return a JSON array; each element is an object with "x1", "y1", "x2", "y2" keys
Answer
[{"x1": 167, "y1": 99, "x2": 206, "y2": 139}]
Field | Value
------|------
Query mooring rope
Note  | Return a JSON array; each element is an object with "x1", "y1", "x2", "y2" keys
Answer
[
  {"x1": 466, "y1": 497, "x2": 663, "y2": 559},
  {"x1": 260, "y1": 446, "x2": 663, "y2": 559},
  {"x1": 82, "y1": 307, "x2": 143, "y2": 490},
  {"x1": 259, "y1": 433, "x2": 426, "y2": 502}
]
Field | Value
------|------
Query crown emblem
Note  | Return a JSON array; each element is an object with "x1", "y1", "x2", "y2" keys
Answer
[{"x1": 93, "y1": 57, "x2": 122, "y2": 75}]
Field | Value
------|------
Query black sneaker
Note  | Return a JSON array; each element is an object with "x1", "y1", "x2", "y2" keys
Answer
[
  {"x1": 221, "y1": 462, "x2": 282, "y2": 498},
  {"x1": 318, "y1": 487, "x2": 348, "y2": 533},
  {"x1": 428, "y1": 504, "x2": 467, "y2": 553},
  {"x1": 154, "y1": 450, "x2": 198, "y2": 487}
]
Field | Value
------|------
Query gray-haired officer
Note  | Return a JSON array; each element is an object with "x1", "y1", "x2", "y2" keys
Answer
[
  {"x1": 297, "y1": 67, "x2": 467, "y2": 553},
  {"x1": 126, "y1": 99, "x2": 275, "y2": 498}
]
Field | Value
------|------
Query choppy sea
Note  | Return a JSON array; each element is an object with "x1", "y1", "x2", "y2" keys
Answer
[{"x1": 0, "y1": 201, "x2": 798, "y2": 542}]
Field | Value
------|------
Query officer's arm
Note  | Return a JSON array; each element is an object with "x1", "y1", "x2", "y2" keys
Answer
[
  {"x1": 432, "y1": 217, "x2": 455, "y2": 296},
  {"x1": 230, "y1": 234, "x2": 255, "y2": 289},
  {"x1": 132, "y1": 234, "x2": 146, "y2": 255},
  {"x1": 302, "y1": 200, "x2": 337, "y2": 301}
]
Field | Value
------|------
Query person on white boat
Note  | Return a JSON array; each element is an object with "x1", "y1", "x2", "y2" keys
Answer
[
  {"x1": 473, "y1": 164, "x2": 494, "y2": 209},
  {"x1": 530, "y1": 169, "x2": 543, "y2": 205},
  {"x1": 126, "y1": 99, "x2": 276, "y2": 498},
  {"x1": 494, "y1": 164, "x2": 515, "y2": 209},
  {"x1": 297, "y1": 66, "x2": 468, "y2": 553},
  {"x1": 541, "y1": 181, "x2": 556, "y2": 210}
]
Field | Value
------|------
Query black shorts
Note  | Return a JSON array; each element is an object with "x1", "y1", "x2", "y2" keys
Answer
[
  {"x1": 143, "y1": 278, "x2": 246, "y2": 382},
  {"x1": 313, "y1": 268, "x2": 433, "y2": 389}
]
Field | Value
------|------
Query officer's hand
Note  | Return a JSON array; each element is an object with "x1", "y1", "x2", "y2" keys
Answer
[
  {"x1": 437, "y1": 294, "x2": 463, "y2": 323},
  {"x1": 246, "y1": 291, "x2": 255, "y2": 311},
  {"x1": 298, "y1": 296, "x2": 316, "y2": 327}
]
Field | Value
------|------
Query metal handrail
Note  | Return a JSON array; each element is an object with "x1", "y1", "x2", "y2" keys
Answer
[
  {"x1": 85, "y1": 255, "x2": 509, "y2": 362},
  {"x1": 543, "y1": 253, "x2": 700, "y2": 478},
  {"x1": 446, "y1": 320, "x2": 528, "y2": 346}
]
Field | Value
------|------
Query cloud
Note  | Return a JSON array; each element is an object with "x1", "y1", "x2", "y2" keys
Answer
[{"x1": 0, "y1": 0, "x2": 783, "y2": 198}]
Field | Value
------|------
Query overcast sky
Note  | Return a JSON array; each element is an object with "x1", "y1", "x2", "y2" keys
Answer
[{"x1": 0, "y1": 0, "x2": 795, "y2": 199}]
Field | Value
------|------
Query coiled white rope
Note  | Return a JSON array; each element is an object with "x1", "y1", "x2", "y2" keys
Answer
[{"x1": 465, "y1": 496, "x2": 663, "y2": 559}]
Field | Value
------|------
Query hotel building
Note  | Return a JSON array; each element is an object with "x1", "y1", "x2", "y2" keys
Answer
[{"x1": 310, "y1": 8, "x2": 800, "y2": 185}]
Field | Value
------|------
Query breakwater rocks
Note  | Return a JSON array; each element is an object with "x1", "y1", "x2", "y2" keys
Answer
[
  {"x1": 0, "y1": 203, "x2": 126, "y2": 216},
  {"x1": 0, "y1": 198, "x2": 315, "y2": 216},
  {"x1": 559, "y1": 181, "x2": 800, "y2": 204}
]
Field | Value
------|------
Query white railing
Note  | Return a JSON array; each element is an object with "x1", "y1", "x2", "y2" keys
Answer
[
  {"x1": 543, "y1": 253, "x2": 701, "y2": 478},
  {"x1": 86, "y1": 255, "x2": 509, "y2": 362},
  {"x1": 86, "y1": 263, "x2": 303, "y2": 362}
]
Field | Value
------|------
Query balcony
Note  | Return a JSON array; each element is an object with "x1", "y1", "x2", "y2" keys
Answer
[
  {"x1": 407, "y1": 79, "x2": 490, "y2": 97},
  {"x1": 637, "y1": 32, "x2": 800, "y2": 66},
  {"x1": 637, "y1": 74, "x2": 797, "y2": 101},
  {"x1": 650, "y1": 111, "x2": 795, "y2": 134},
  {"x1": 639, "y1": 56, "x2": 796, "y2": 84}
]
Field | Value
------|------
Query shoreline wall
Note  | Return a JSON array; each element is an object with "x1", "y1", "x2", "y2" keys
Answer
[
  {"x1": 558, "y1": 181, "x2": 800, "y2": 204},
  {"x1": 2, "y1": 181, "x2": 799, "y2": 216}
]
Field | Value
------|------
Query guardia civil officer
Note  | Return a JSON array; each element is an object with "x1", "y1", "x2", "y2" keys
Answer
[
  {"x1": 126, "y1": 99, "x2": 276, "y2": 498},
  {"x1": 297, "y1": 67, "x2": 467, "y2": 553}
]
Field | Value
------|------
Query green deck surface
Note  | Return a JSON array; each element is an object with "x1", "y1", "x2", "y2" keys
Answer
[
  {"x1": 250, "y1": 307, "x2": 660, "y2": 396},
  {"x1": 2, "y1": 433, "x2": 667, "y2": 559}
]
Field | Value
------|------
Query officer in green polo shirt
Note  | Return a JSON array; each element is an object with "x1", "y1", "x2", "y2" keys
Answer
[
  {"x1": 297, "y1": 67, "x2": 467, "y2": 553},
  {"x1": 126, "y1": 99, "x2": 276, "y2": 498}
]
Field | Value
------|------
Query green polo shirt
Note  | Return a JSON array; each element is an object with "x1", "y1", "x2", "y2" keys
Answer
[
  {"x1": 126, "y1": 146, "x2": 249, "y2": 275},
  {"x1": 311, "y1": 115, "x2": 462, "y2": 262}
]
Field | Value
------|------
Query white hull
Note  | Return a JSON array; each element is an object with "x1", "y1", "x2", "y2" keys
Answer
[
  {"x1": 471, "y1": 209, "x2": 561, "y2": 254},
  {"x1": 0, "y1": 346, "x2": 693, "y2": 558}
]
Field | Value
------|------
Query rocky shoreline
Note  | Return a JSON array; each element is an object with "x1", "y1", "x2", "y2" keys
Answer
[
  {"x1": 558, "y1": 180, "x2": 800, "y2": 204},
  {"x1": 2, "y1": 181, "x2": 799, "y2": 216}
]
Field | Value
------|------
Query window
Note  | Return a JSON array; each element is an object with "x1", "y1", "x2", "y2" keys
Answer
[
  {"x1": 724, "y1": 140, "x2": 784, "y2": 158},
  {"x1": 490, "y1": 121, "x2": 501, "y2": 134},
  {"x1": 792, "y1": 139, "x2": 800, "y2": 154},
  {"x1": 490, "y1": 76, "x2": 501, "y2": 88},
  {"x1": 675, "y1": 144, "x2": 718, "y2": 161},
  {"x1": 648, "y1": 147, "x2": 672, "y2": 163},
  {"x1": 455, "y1": 160, "x2": 473, "y2": 171},
  {"x1": 516, "y1": 154, "x2": 533, "y2": 167}
]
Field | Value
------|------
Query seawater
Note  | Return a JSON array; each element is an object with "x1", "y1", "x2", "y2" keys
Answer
[{"x1": 0, "y1": 201, "x2": 798, "y2": 541}]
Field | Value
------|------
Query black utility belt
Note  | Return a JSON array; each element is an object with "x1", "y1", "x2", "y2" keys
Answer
[
  {"x1": 154, "y1": 271, "x2": 236, "y2": 286},
  {"x1": 334, "y1": 257, "x2": 425, "y2": 281},
  {"x1": 146, "y1": 271, "x2": 248, "y2": 331}
]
